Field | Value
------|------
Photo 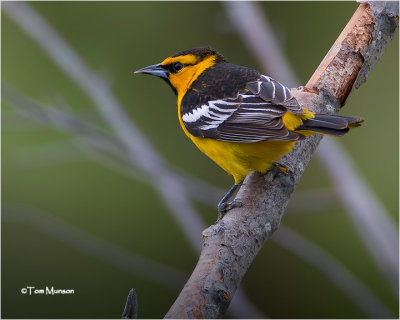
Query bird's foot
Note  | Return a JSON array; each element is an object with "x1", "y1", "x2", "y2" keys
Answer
[
  {"x1": 272, "y1": 162, "x2": 291, "y2": 174},
  {"x1": 217, "y1": 199, "x2": 244, "y2": 221}
]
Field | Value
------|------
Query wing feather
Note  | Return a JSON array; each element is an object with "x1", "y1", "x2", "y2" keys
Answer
[
  {"x1": 246, "y1": 76, "x2": 303, "y2": 113},
  {"x1": 182, "y1": 74, "x2": 306, "y2": 142}
]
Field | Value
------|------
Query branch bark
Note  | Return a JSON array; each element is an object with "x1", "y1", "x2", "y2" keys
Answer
[
  {"x1": 164, "y1": 2, "x2": 398, "y2": 318},
  {"x1": 224, "y1": 0, "x2": 398, "y2": 295}
]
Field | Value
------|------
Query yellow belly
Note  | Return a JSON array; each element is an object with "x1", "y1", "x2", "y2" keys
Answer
[{"x1": 190, "y1": 136, "x2": 296, "y2": 184}]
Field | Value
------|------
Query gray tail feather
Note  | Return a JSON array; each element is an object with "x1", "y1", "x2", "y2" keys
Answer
[{"x1": 296, "y1": 114, "x2": 364, "y2": 136}]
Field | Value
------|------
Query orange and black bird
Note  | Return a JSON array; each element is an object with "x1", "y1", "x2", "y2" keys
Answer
[{"x1": 135, "y1": 47, "x2": 363, "y2": 218}]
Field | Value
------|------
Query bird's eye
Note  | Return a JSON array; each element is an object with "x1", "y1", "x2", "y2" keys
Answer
[{"x1": 172, "y1": 62, "x2": 184, "y2": 73}]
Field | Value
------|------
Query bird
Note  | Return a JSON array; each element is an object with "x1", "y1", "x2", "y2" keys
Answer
[{"x1": 135, "y1": 46, "x2": 363, "y2": 219}]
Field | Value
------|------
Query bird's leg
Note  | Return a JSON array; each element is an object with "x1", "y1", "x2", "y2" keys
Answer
[{"x1": 217, "y1": 181, "x2": 243, "y2": 221}]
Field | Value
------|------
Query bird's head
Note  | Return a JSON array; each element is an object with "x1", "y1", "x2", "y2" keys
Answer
[{"x1": 135, "y1": 47, "x2": 226, "y2": 97}]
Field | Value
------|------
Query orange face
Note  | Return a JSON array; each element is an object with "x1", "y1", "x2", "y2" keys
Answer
[{"x1": 161, "y1": 54, "x2": 217, "y2": 103}]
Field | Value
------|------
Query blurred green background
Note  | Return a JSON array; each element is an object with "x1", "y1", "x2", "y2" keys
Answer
[{"x1": 2, "y1": 1, "x2": 398, "y2": 319}]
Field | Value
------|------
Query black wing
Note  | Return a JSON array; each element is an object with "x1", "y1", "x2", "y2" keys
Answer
[{"x1": 182, "y1": 75, "x2": 306, "y2": 143}]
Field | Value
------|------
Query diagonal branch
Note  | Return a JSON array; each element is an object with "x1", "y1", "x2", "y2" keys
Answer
[
  {"x1": 165, "y1": 2, "x2": 398, "y2": 318},
  {"x1": 224, "y1": 0, "x2": 398, "y2": 294},
  {"x1": 4, "y1": 2, "x2": 397, "y2": 318},
  {"x1": 5, "y1": 81, "x2": 391, "y2": 317}
]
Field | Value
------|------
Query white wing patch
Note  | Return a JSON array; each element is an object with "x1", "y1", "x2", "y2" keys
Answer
[
  {"x1": 182, "y1": 91, "x2": 288, "y2": 132},
  {"x1": 182, "y1": 104, "x2": 210, "y2": 123},
  {"x1": 182, "y1": 99, "x2": 238, "y2": 130}
]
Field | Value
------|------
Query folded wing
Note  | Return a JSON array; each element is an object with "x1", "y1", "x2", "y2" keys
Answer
[{"x1": 182, "y1": 75, "x2": 306, "y2": 143}]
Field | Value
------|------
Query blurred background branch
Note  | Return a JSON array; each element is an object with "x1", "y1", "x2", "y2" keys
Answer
[
  {"x1": 2, "y1": 1, "x2": 398, "y2": 318},
  {"x1": 3, "y1": 203, "x2": 188, "y2": 291},
  {"x1": 2, "y1": 1, "x2": 206, "y2": 254},
  {"x1": 2, "y1": 2, "x2": 263, "y2": 318},
  {"x1": 274, "y1": 226, "x2": 392, "y2": 318}
]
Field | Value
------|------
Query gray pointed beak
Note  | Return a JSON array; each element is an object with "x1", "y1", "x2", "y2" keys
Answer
[{"x1": 134, "y1": 63, "x2": 169, "y2": 79}]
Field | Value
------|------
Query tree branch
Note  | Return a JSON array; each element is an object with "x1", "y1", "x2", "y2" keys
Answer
[
  {"x1": 165, "y1": 2, "x2": 398, "y2": 318},
  {"x1": 224, "y1": 0, "x2": 398, "y2": 294},
  {"x1": 5, "y1": 80, "x2": 391, "y2": 318}
]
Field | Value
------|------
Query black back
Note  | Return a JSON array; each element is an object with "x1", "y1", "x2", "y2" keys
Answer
[{"x1": 181, "y1": 63, "x2": 261, "y2": 115}]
